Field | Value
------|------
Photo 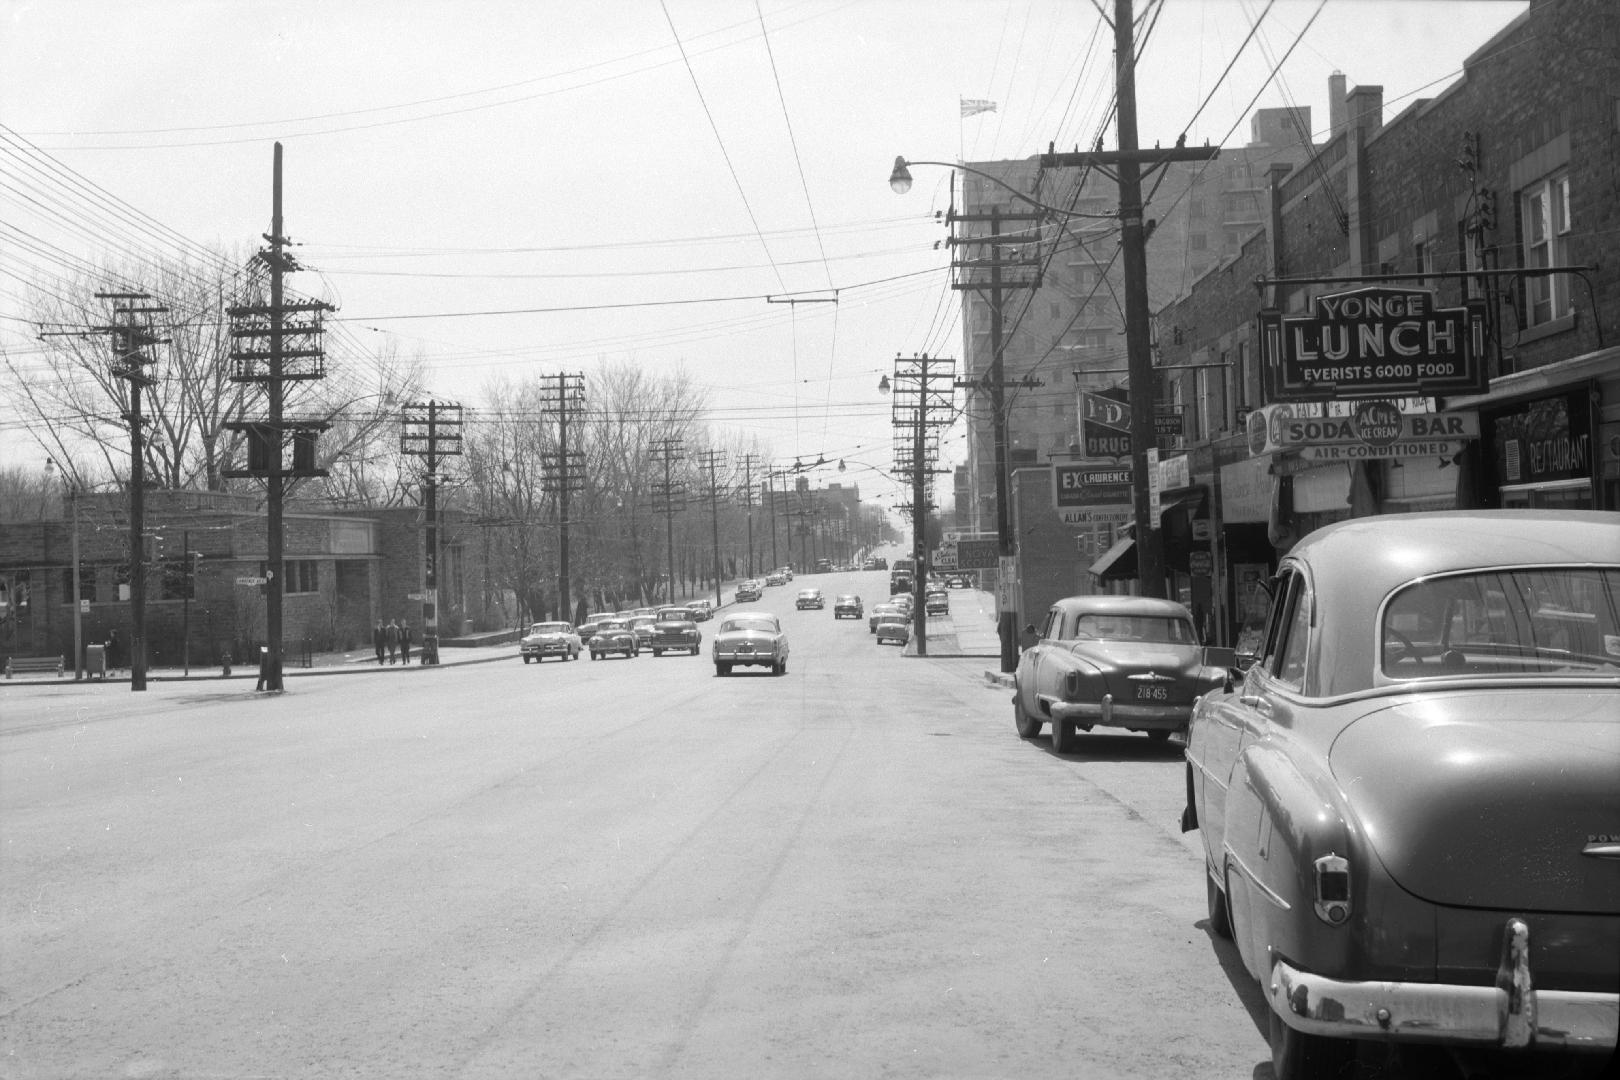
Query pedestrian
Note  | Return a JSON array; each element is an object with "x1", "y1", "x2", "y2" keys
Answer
[
  {"x1": 385, "y1": 619, "x2": 400, "y2": 664},
  {"x1": 373, "y1": 621, "x2": 386, "y2": 665},
  {"x1": 400, "y1": 620, "x2": 412, "y2": 664},
  {"x1": 105, "y1": 628, "x2": 120, "y2": 674}
]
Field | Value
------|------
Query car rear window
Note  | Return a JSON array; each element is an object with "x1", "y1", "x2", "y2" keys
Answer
[
  {"x1": 1072, "y1": 614, "x2": 1196, "y2": 643},
  {"x1": 1382, "y1": 567, "x2": 1620, "y2": 679},
  {"x1": 721, "y1": 618, "x2": 777, "y2": 633},
  {"x1": 531, "y1": 623, "x2": 570, "y2": 634}
]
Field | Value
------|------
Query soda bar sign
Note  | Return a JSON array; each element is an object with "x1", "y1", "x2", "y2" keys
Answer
[{"x1": 1260, "y1": 287, "x2": 1487, "y2": 402}]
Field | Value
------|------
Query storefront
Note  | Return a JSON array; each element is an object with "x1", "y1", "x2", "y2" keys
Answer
[{"x1": 1449, "y1": 347, "x2": 1617, "y2": 511}]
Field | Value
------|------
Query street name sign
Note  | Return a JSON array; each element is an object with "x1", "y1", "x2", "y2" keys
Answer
[{"x1": 235, "y1": 576, "x2": 267, "y2": 586}]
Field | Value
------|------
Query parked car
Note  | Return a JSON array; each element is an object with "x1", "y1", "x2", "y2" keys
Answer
[
  {"x1": 519, "y1": 621, "x2": 581, "y2": 663},
  {"x1": 712, "y1": 611, "x2": 789, "y2": 676},
  {"x1": 924, "y1": 589, "x2": 950, "y2": 616},
  {"x1": 735, "y1": 580, "x2": 763, "y2": 603},
  {"x1": 587, "y1": 618, "x2": 639, "y2": 660},
  {"x1": 650, "y1": 607, "x2": 702, "y2": 656},
  {"x1": 874, "y1": 612, "x2": 911, "y2": 646},
  {"x1": 1012, "y1": 595, "x2": 1228, "y2": 751},
  {"x1": 577, "y1": 612, "x2": 615, "y2": 644},
  {"x1": 1182, "y1": 511, "x2": 1620, "y2": 1080},
  {"x1": 833, "y1": 595, "x2": 863, "y2": 619},
  {"x1": 795, "y1": 588, "x2": 825, "y2": 610},
  {"x1": 868, "y1": 601, "x2": 903, "y2": 633}
]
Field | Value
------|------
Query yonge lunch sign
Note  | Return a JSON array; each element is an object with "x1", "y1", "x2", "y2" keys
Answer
[{"x1": 1260, "y1": 286, "x2": 1487, "y2": 402}]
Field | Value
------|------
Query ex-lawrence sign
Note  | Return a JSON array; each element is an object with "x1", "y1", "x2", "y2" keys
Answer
[{"x1": 1260, "y1": 286, "x2": 1487, "y2": 402}]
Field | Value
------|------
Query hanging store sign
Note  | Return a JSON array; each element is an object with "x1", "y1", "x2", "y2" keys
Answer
[
  {"x1": 1053, "y1": 461, "x2": 1132, "y2": 508},
  {"x1": 1248, "y1": 401, "x2": 1477, "y2": 456},
  {"x1": 1492, "y1": 390, "x2": 1593, "y2": 487},
  {"x1": 1259, "y1": 287, "x2": 1487, "y2": 402}
]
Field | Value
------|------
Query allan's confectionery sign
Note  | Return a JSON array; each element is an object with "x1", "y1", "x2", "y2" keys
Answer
[{"x1": 1260, "y1": 287, "x2": 1487, "y2": 402}]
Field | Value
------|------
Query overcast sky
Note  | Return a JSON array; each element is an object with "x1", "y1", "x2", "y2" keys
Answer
[{"x1": 1, "y1": 0, "x2": 1528, "y2": 508}]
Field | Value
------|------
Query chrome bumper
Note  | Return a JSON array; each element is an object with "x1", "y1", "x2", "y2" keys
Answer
[
  {"x1": 1044, "y1": 692, "x2": 1189, "y2": 731},
  {"x1": 1271, "y1": 919, "x2": 1618, "y2": 1052}
]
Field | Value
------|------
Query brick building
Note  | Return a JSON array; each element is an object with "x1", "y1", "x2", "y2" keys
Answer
[
  {"x1": 1151, "y1": 0, "x2": 1618, "y2": 644},
  {"x1": 0, "y1": 490, "x2": 481, "y2": 672}
]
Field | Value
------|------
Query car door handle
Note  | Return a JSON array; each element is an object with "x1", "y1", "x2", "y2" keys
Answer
[{"x1": 1239, "y1": 694, "x2": 1273, "y2": 717}]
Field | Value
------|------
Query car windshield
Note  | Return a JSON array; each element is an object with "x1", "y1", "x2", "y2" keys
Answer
[
  {"x1": 721, "y1": 617, "x2": 778, "y2": 634},
  {"x1": 529, "y1": 623, "x2": 570, "y2": 634},
  {"x1": 598, "y1": 620, "x2": 626, "y2": 630},
  {"x1": 1382, "y1": 567, "x2": 1620, "y2": 679},
  {"x1": 1073, "y1": 614, "x2": 1197, "y2": 643}
]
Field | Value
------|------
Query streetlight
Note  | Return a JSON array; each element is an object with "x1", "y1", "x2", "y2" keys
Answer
[{"x1": 45, "y1": 458, "x2": 84, "y2": 680}]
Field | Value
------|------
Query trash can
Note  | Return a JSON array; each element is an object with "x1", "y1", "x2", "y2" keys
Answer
[{"x1": 85, "y1": 643, "x2": 107, "y2": 679}]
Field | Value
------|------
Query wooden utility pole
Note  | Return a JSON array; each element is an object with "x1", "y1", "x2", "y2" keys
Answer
[
  {"x1": 1040, "y1": 0, "x2": 1219, "y2": 598},
  {"x1": 401, "y1": 401, "x2": 463, "y2": 661},
  {"x1": 698, "y1": 449, "x2": 726, "y2": 608},
  {"x1": 889, "y1": 354, "x2": 955, "y2": 655},
  {"x1": 650, "y1": 439, "x2": 685, "y2": 603},
  {"x1": 538, "y1": 374, "x2": 585, "y2": 621}
]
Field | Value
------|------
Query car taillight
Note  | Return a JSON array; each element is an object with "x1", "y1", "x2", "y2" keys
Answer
[{"x1": 1312, "y1": 853, "x2": 1351, "y2": 926}]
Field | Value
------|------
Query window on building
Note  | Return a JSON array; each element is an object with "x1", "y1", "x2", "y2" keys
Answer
[
  {"x1": 1189, "y1": 199, "x2": 1205, "y2": 221},
  {"x1": 1236, "y1": 340, "x2": 1255, "y2": 411},
  {"x1": 1413, "y1": 236, "x2": 1436, "y2": 279},
  {"x1": 265, "y1": 560, "x2": 319, "y2": 594},
  {"x1": 61, "y1": 567, "x2": 97, "y2": 603},
  {"x1": 161, "y1": 559, "x2": 195, "y2": 601},
  {"x1": 1189, "y1": 233, "x2": 1208, "y2": 252},
  {"x1": 1521, "y1": 171, "x2": 1572, "y2": 326},
  {"x1": 1050, "y1": 302, "x2": 1062, "y2": 319}
]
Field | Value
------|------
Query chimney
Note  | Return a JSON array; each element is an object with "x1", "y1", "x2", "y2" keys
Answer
[
  {"x1": 1328, "y1": 71, "x2": 1347, "y2": 137},
  {"x1": 1346, "y1": 84, "x2": 1384, "y2": 138}
]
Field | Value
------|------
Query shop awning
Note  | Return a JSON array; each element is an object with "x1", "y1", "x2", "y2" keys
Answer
[{"x1": 1089, "y1": 536, "x2": 1137, "y2": 580}]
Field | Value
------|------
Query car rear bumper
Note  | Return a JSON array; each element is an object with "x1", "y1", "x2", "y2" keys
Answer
[
  {"x1": 1271, "y1": 919, "x2": 1619, "y2": 1052},
  {"x1": 1045, "y1": 693, "x2": 1190, "y2": 731},
  {"x1": 715, "y1": 652, "x2": 777, "y2": 667}
]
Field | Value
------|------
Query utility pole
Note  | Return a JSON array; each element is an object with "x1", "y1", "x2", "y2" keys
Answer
[
  {"x1": 889, "y1": 354, "x2": 955, "y2": 655},
  {"x1": 400, "y1": 401, "x2": 463, "y2": 662},
  {"x1": 950, "y1": 204, "x2": 1040, "y2": 669},
  {"x1": 99, "y1": 294, "x2": 166, "y2": 691},
  {"x1": 737, "y1": 453, "x2": 760, "y2": 578},
  {"x1": 224, "y1": 143, "x2": 332, "y2": 691},
  {"x1": 537, "y1": 374, "x2": 586, "y2": 621},
  {"x1": 766, "y1": 470, "x2": 780, "y2": 570},
  {"x1": 1039, "y1": 0, "x2": 1219, "y2": 598},
  {"x1": 698, "y1": 449, "x2": 726, "y2": 608},
  {"x1": 650, "y1": 438, "x2": 685, "y2": 603}
]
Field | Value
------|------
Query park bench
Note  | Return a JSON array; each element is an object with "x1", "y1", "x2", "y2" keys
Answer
[{"x1": 5, "y1": 655, "x2": 65, "y2": 678}]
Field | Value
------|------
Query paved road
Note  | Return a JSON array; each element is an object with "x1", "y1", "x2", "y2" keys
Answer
[{"x1": 3, "y1": 570, "x2": 1278, "y2": 1079}]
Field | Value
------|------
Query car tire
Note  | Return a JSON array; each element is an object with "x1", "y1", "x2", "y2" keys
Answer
[
  {"x1": 716, "y1": 661, "x2": 731, "y2": 677},
  {"x1": 1050, "y1": 715, "x2": 1076, "y2": 754},
  {"x1": 1269, "y1": 1008, "x2": 1355, "y2": 1080},
  {"x1": 1206, "y1": 862, "x2": 1233, "y2": 940},
  {"x1": 1013, "y1": 694, "x2": 1042, "y2": 739},
  {"x1": 1147, "y1": 729, "x2": 1172, "y2": 743},
  {"x1": 653, "y1": 649, "x2": 663, "y2": 657},
  {"x1": 522, "y1": 656, "x2": 532, "y2": 664}
]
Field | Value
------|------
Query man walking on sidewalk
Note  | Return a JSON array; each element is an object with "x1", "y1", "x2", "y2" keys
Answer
[
  {"x1": 400, "y1": 621, "x2": 413, "y2": 665},
  {"x1": 373, "y1": 622, "x2": 386, "y2": 665},
  {"x1": 385, "y1": 620, "x2": 400, "y2": 664}
]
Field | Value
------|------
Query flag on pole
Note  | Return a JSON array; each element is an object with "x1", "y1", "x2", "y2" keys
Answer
[{"x1": 960, "y1": 98, "x2": 997, "y2": 118}]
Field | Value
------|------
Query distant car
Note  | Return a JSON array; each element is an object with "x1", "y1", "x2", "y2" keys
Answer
[
  {"x1": 689, "y1": 599, "x2": 714, "y2": 622},
  {"x1": 712, "y1": 611, "x2": 789, "y2": 676},
  {"x1": 868, "y1": 601, "x2": 903, "y2": 633},
  {"x1": 875, "y1": 613, "x2": 911, "y2": 646},
  {"x1": 889, "y1": 573, "x2": 913, "y2": 596},
  {"x1": 650, "y1": 607, "x2": 702, "y2": 656},
  {"x1": 1013, "y1": 596, "x2": 1228, "y2": 752},
  {"x1": 778, "y1": 566, "x2": 794, "y2": 581},
  {"x1": 891, "y1": 592, "x2": 914, "y2": 615},
  {"x1": 944, "y1": 572, "x2": 973, "y2": 589},
  {"x1": 577, "y1": 612, "x2": 615, "y2": 644},
  {"x1": 1185, "y1": 510, "x2": 1620, "y2": 1079},
  {"x1": 833, "y1": 595, "x2": 863, "y2": 619},
  {"x1": 924, "y1": 589, "x2": 950, "y2": 616},
  {"x1": 765, "y1": 571, "x2": 788, "y2": 587},
  {"x1": 736, "y1": 580, "x2": 763, "y2": 603},
  {"x1": 628, "y1": 615, "x2": 656, "y2": 649},
  {"x1": 519, "y1": 621, "x2": 581, "y2": 663},
  {"x1": 795, "y1": 588, "x2": 825, "y2": 610},
  {"x1": 588, "y1": 618, "x2": 639, "y2": 660},
  {"x1": 633, "y1": 606, "x2": 656, "y2": 619}
]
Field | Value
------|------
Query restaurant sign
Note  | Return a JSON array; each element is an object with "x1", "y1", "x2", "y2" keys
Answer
[{"x1": 1259, "y1": 286, "x2": 1487, "y2": 402}]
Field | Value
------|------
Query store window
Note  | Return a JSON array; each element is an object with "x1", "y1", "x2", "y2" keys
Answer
[{"x1": 1521, "y1": 171, "x2": 1571, "y2": 327}]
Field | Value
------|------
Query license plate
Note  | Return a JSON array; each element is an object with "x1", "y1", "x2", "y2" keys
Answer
[{"x1": 1135, "y1": 685, "x2": 1170, "y2": 702}]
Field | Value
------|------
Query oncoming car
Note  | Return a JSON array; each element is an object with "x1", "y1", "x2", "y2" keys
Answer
[
  {"x1": 1183, "y1": 511, "x2": 1620, "y2": 1079},
  {"x1": 735, "y1": 580, "x2": 763, "y2": 603},
  {"x1": 712, "y1": 612, "x2": 789, "y2": 676},
  {"x1": 519, "y1": 621, "x2": 581, "y2": 663},
  {"x1": 650, "y1": 607, "x2": 702, "y2": 656},
  {"x1": 587, "y1": 618, "x2": 639, "y2": 660},
  {"x1": 833, "y1": 595, "x2": 863, "y2": 619},
  {"x1": 795, "y1": 588, "x2": 824, "y2": 610}
]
